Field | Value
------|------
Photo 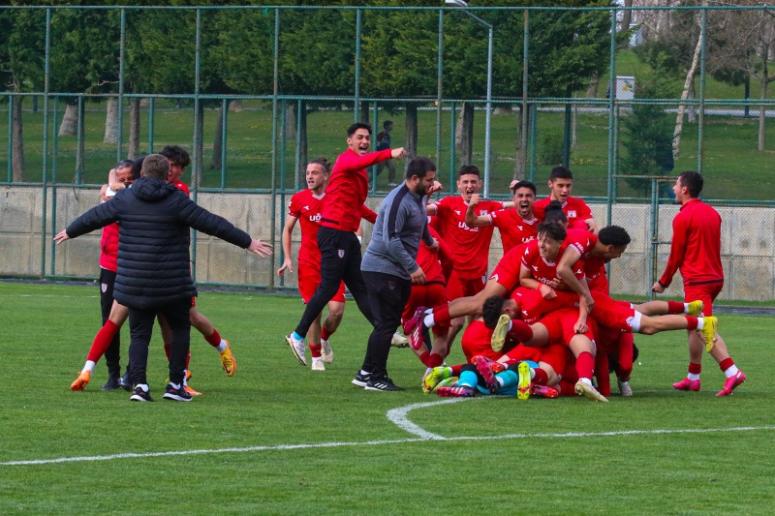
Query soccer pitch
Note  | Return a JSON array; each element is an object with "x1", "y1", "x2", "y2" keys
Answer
[{"x1": 0, "y1": 282, "x2": 773, "y2": 514}]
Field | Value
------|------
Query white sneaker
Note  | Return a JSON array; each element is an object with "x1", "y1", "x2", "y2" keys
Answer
[
  {"x1": 311, "y1": 357, "x2": 326, "y2": 371},
  {"x1": 285, "y1": 333, "x2": 307, "y2": 366},
  {"x1": 391, "y1": 331, "x2": 409, "y2": 348},
  {"x1": 574, "y1": 379, "x2": 608, "y2": 402},
  {"x1": 618, "y1": 379, "x2": 633, "y2": 397},
  {"x1": 321, "y1": 338, "x2": 334, "y2": 364}
]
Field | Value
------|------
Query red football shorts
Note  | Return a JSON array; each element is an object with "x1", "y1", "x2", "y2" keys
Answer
[
  {"x1": 402, "y1": 282, "x2": 448, "y2": 337},
  {"x1": 684, "y1": 281, "x2": 723, "y2": 316},
  {"x1": 445, "y1": 270, "x2": 486, "y2": 301},
  {"x1": 590, "y1": 291, "x2": 635, "y2": 333},
  {"x1": 298, "y1": 267, "x2": 346, "y2": 304}
]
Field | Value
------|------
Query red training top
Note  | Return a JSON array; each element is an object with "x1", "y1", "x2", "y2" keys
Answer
[
  {"x1": 488, "y1": 208, "x2": 538, "y2": 253},
  {"x1": 533, "y1": 196, "x2": 592, "y2": 230}
]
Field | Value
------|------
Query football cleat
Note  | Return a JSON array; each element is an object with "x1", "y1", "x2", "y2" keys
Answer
[
  {"x1": 617, "y1": 379, "x2": 633, "y2": 397},
  {"x1": 163, "y1": 383, "x2": 192, "y2": 402},
  {"x1": 285, "y1": 333, "x2": 307, "y2": 366},
  {"x1": 364, "y1": 376, "x2": 403, "y2": 392},
  {"x1": 352, "y1": 370, "x2": 371, "y2": 388},
  {"x1": 219, "y1": 341, "x2": 237, "y2": 377},
  {"x1": 404, "y1": 307, "x2": 427, "y2": 351},
  {"x1": 391, "y1": 332, "x2": 409, "y2": 348},
  {"x1": 436, "y1": 385, "x2": 476, "y2": 398},
  {"x1": 716, "y1": 370, "x2": 746, "y2": 397},
  {"x1": 530, "y1": 384, "x2": 560, "y2": 399},
  {"x1": 70, "y1": 371, "x2": 91, "y2": 391},
  {"x1": 574, "y1": 379, "x2": 609, "y2": 402},
  {"x1": 422, "y1": 366, "x2": 452, "y2": 394},
  {"x1": 700, "y1": 316, "x2": 718, "y2": 352},
  {"x1": 311, "y1": 357, "x2": 326, "y2": 372},
  {"x1": 686, "y1": 300, "x2": 704, "y2": 316},
  {"x1": 517, "y1": 361, "x2": 532, "y2": 401},
  {"x1": 321, "y1": 338, "x2": 334, "y2": 363},
  {"x1": 491, "y1": 314, "x2": 511, "y2": 353},
  {"x1": 472, "y1": 355, "x2": 499, "y2": 393},
  {"x1": 672, "y1": 377, "x2": 701, "y2": 392},
  {"x1": 183, "y1": 370, "x2": 202, "y2": 396}
]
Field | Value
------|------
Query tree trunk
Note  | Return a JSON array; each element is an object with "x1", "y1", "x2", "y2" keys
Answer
[
  {"x1": 284, "y1": 102, "x2": 295, "y2": 140},
  {"x1": 571, "y1": 103, "x2": 578, "y2": 149},
  {"x1": 758, "y1": 53, "x2": 769, "y2": 152},
  {"x1": 358, "y1": 101, "x2": 370, "y2": 124},
  {"x1": 211, "y1": 102, "x2": 225, "y2": 171},
  {"x1": 103, "y1": 98, "x2": 118, "y2": 144},
  {"x1": 514, "y1": 105, "x2": 530, "y2": 179},
  {"x1": 672, "y1": 29, "x2": 703, "y2": 160},
  {"x1": 621, "y1": 0, "x2": 633, "y2": 36},
  {"x1": 297, "y1": 100, "x2": 308, "y2": 188},
  {"x1": 228, "y1": 99, "x2": 243, "y2": 112},
  {"x1": 192, "y1": 102, "x2": 204, "y2": 188},
  {"x1": 11, "y1": 95, "x2": 25, "y2": 182},
  {"x1": 75, "y1": 100, "x2": 85, "y2": 181},
  {"x1": 586, "y1": 74, "x2": 600, "y2": 98},
  {"x1": 687, "y1": 84, "x2": 696, "y2": 123},
  {"x1": 456, "y1": 102, "x2": 474, "y2": 166},
  {"x1": 405, "y1": 103, "x2": 418, "y2": 160},
  {"x1": 127, "y1": 98, "x2": 141, "y2": 159},
  {"x1": 58, "y1": 103, "x2": 78, "y2": 137}
]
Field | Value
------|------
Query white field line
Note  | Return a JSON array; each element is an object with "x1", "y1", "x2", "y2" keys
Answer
[
  {"x1": 2, "y1": 395, "x2": 774, "y2": 467},
  {"x1": 385, "y1": 398, "x2": 469, "y2": 440}
]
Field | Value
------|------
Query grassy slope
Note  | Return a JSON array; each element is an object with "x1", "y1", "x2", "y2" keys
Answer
[{"x1": 0, "y1": 282, "x2": 772, "y2": 514}]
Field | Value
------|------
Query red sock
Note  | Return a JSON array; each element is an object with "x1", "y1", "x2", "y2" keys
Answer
[
  {"x1": 507, "y1": 319, "x2": 534, "y2": 343},
  {"x1": 205, "y1": 328, "x2": 221, "y2": 347},
  {"x1": 321, "y1": 327, "x2": 333, "y2": 341},
  {"x1": 667, "y1": 301, "x2": 684, "y2": 314},
  {"x1": 685, "y1": 316, "x2": 698, "y2": 330},
  {"x1": 450, "y1": 363, "x2": 464, "y2": 376},
  {"x1": 433, "y1": 304, "x2": 451, "y2": 328},
  {"x1": 533, "y1": 368, "x2": 548, "y2": 386},
  {"x1": 86, "y1": 320, "x2": 119, "y2": 362},
  {"x1": 595, "y1": 352, "x2": 611, "y2": 397},
  {"x1": 719, "y1": 357, "x2": 734, "y2": 372},
  {"x1": 575, "y1": 351, "x2": 595, "y2": 381},
  {"x1": 309, "y1": 341, "x2": 322, "y2": 358},
  {"x1": 688, "y1": 362, "x2": 702, "y2": 374},
  {"x1": 419, "y1": 351, "x2": 443, "y2": 368}
]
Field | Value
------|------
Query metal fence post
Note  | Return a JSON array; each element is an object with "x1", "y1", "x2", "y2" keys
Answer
[
  {"x1": 354, "y1": 8, "x2": 362, "y2": 122},
  {"x1": 40, "y1": 8, "x2": 52, "y2": 278},
  {"x1": 520, "y1": 9, "x2": 529, "y2": 179},
  {"x1": 6, "y1": 94, "x2": 12, "y2": 183},
  {"x1": 697, "y1": 8, "x2": 707, "y2": 173},
  {"x1": 191, "y1": 8, "x2": 202, "y2": 281},
  {"x1": 147, "y1": 97, "x2": 155, "y2": 153},
  {"x1": 220, "y1": 97, "x2": 228, "y2": 190},
  {"x1": 605, "y1": 7, "x2": 617, "y2": 226},
  {"x1": 269, "y1": 7, "x2": 280, "y2": 291},
  {"x1": 117, "y1": 8, "x2": 125, "y2": 162},
  {"x1": 436, "y1": 9, "x2": 444, "y2": 171},
  {"x1": 50, "y1": 98, "x2": 59, "y2": 275}
]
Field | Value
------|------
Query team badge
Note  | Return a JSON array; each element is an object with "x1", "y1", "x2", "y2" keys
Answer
[
  {"x1": 338, "y1": 249, "x2": 345, "y2": 259},
  {"x1": 101, "y1": 282, "x2": 108, "y2": 294},
  {"x1": 568, "y1": 210, "x2": 577, "y2": 218}
]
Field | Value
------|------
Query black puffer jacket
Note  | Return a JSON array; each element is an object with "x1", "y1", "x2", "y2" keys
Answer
[{"x1": 67, "y1": 177, "x2": 251, "y2": 309}]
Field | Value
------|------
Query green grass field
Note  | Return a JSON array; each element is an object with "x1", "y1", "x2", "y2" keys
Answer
[{"x1": 0, "y1": 281, "x2": 773, "y2": 513}]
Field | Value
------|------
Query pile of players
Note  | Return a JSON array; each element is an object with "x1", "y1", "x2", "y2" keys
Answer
[{"x1": 280, "y1": 122, "x2": 745, "y2": 400}]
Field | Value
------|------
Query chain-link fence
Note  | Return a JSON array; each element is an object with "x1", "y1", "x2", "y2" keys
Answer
[{"x1": 0, "y1": 4, "x2": 773, "y2": 300}]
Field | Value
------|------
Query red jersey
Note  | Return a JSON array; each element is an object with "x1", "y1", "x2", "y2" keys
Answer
[
  {"x1": 172, "y1": 180, "x2": 190, "y2": 196},
  {"x1": 415, "y1": 225, "x2": 445, "y2": 285},
  {"x1": 320, "y1": 148, "x2": 392, "y2": 232},
  {"x1": 460, "y1": 319, "x2": 500, "y2": 362},
  {"x1": 99, "y1": 222, "x2": 119, "y2": 272},
  {"x1": 488, "y1": 208, "x2": 538, "y2": 253},
  {"x1": 533, "y1": 196, "x2": 592, "y2": 230},
  {"x1": 521, "y1": 238, "x2": 585, "y2": 287},
  {"x1": 289, "y1": 189, "x2": 377, "y2": 267},
  {"x1": 489, "y1": 243, "x2": 529, "y2": 293},
  {"x1": 433, "y1": 196, "x2": 503, "y2": 279},
  {"x1": 659, "y1": 198, "x2": 724, "y2": 287}
]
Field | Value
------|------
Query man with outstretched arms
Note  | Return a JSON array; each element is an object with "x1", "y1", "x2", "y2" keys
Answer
[{"x1": 532, "y1": 166, "x2": 596, "y2": 232}]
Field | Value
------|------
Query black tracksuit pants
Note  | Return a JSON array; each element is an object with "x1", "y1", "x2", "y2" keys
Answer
[
  {"x1": 360, "y1": 271, "x2": 411, "y2": 377},
  {"x1": 99, "y1": 268, "x2": 121, "y2": 377}
]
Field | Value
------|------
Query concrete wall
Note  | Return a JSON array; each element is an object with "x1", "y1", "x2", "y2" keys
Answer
[{"x1": 2, "y1": 185, "x2": 774, "y2": 301}]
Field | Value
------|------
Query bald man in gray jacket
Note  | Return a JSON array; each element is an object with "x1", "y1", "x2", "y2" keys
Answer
[{"x1": 354, "y1": 157, "x2": 439, "y2": 392}]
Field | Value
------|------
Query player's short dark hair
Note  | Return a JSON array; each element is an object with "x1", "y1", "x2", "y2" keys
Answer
[
  {"x1": 406, "y1": 156, "x2": 436, "y2": 179},
  {"x1": 549, "y1": 165, "x2": 573, "y2": 181},
  {"x1": 308, "y1": 157, "x2": 331, "y2": 174},
  {"x1": 678, "y1": 171, "x2": 703, "y2": 198},
  {"x1": 543, "y1": 200, "x2": 567, "y2": 226},
  {"x1": 383, "y1": 120, "x2": 393, "y2": 129},
  {"x1": 140, "y1": 154, "x2": 170, "y2": 180},
  {"x1": 130, "y1": 156, "x2": 146, "y2": 180},
  {"x1": 159, "y1": 145, "x2": 190, "y2": 168},
  {"x1": 598, "y1": 225, "x2": 631, "y2": 247},
  {"x1": 510, "y1": 180, "x2": 536, "y2": 195},
  {"x1": 347, "y1": 122, "x2": 371, "y2": 136},
  {"x1": 482, "y1": 295, "x2": 506, "y2": 329},
  {"x1": 458, "y1": 165, "x2": 480, "y2": 178},
  {"x1": 538, "y1": 220, "x2": 566, "y2": 242}
]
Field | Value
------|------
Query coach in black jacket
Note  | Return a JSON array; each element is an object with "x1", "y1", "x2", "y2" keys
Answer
[{"x1": 55, "y1": 154, "x2": 271, "y2": 402}]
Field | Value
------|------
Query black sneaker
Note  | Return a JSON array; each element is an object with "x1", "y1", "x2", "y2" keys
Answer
[
  {"x1": 101, "y1": 375, "x2": 121, "y2": 391},
  {"x1": 365, "y1": 375, "x2": 403, "y2": 392},
  {"x1": 129, "y1": 386, "x2": 153, "y2": 402},
  {"x1": 352, "y1": 370, "x2": 372, "y2": 388},
  {"x1": 163, "y1": 383, "x2": 192, "y2": 402},
  {"x1": 119, "y1": 371, "x2": 131, "y2": 392}
]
